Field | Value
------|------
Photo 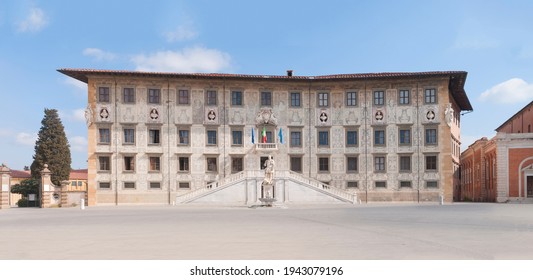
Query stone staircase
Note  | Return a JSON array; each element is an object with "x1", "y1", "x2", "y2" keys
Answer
[
  {"x1": 175, "y1": 171, "x2": 247, "y2": 203},
  {"x1": 285, "y1": 171, "x2": 358, "y2": 204}
]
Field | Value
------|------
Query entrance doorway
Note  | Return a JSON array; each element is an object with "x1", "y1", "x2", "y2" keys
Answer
[{"x1": 527, "y1": 176, "x2": 533, "y2": 198}]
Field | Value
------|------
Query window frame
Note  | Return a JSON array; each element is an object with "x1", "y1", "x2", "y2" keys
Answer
[
  {"x1": 123, "y1": 155, "x2": 135, "y2": 172},
  {"x1": 261, "y1": 91, "x2": 272, "y2": 106},
  {"x1": 123, "y1": 87, "x2": 135, "y2": 104},
  {"x1": 206, "y1": 156, "x2": 218, "y2": 173},
  {"x1": 178, "y1": 89, "x2": 190, "y2": 105},
  {"x1": 424, "y1": 88, "x2": 437, "y2": 104},
  {"x1": 290, "y1": 129, "x2": 302, "y2": 147},
  {"x1": 231, "y1": 156, "x2": 244, "y2": 173},
  {"x1": 399, "y1": 127, "x2": 411, "y2": 146},
  {"x1": 206, "y1": 128, "x2": 217, "y2": 146},
  {"x1": 123, "y1": 128, "x2": 135, "y2": 145},
  {"x1": 148, "y1": 127, "x2": 161, "y2": 145},
  {"x1": 290, "y1": 92, "x2": 301, "y2": 107},
  {"x1": 398, "y1": 89, "x2": 410, "y2": 105},
  {"x1": 148, "y1": 88, "x2": 161, "y2": 104},
  {"x1": 231, "y1": 90, "x2": 243, "y2": 106},
  {"x1": 374, "y1": 155, "x2": 386, "y2": 172},
  {"x1": 98, "y1": 127, "x2": 111, "y2": 144},
  {"x1": 373, "y1": 127, "x2": 386, "y2": 146},
  {"x1": 206, "y1": 90, "x2": 217, "y2": 106},
  {"x1": 318, "y1": 130, "x2": 330, "y2": 147},
  {"x1": 177, "y1": 128, "x2": 190, "y2": 146},
  {"x1": 231, "y1": 129, "x2": 243, "y2": 146},
  {"x1": 318, "y1": 157, "x2": 330, "y2": 172},
  {"x1": 98, "y1": 156, "x2": 111, "y2": 172},
  {"x1": 317, "y1": 92, "x2": 329, "y2": 107},
  {"x1": 346, "y1": 156, "x2": 358, "y2": 173},
  {"x1": 346, "y1": 128, "x2": 358, "y2": 147},
  {"x1": 373, "y1": 90, "x2": 385, "y2": 106},
  {"x1": 399, "y1": 155, "x2": 411, "y2": 172},
  {"x1": 425, "y1": 127, "x2": 438, "y2": 146},
  {"x1": 290, "y1": 155, "x2": 303, "y2": 173},
  {"x1": 98, "y1": 87, "x2": 110, "y2": 103},
  {"x1": 346, "y1": 91, "x2": 357, "y2": 107},
  {"x1": 177, "y1": 156, "x2": 190, "y2": 173},
  {"x1": 149, "y1": 156, "x2": 161, "y2": 172}
]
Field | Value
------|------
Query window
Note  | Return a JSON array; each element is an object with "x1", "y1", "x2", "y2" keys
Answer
[
  {"x1": 124, "y1": 182, "x2": 135, "y2": 189},
  {"x1": 318, "y1": 130, "x2": 329, "y2": 147},
  {"x1": 399, "y1": 155, "x2": 411, "y2": 172},
  {"x1": 149, "y1": 156, "x2": 161, "y2": 172},
  {"x1": 148, "y1": 128, "x2": 160, "y2": 145},
  {"x1": 263, "y1": 131, "x2": 273, "y2": 143},
  {"x1": 374, "y1": 91, "x2": 384, "y2": 106},
  {"x1": 318, "y1": 157, "x2": 329, "y2": 172},
  {"x1": 178, "y1": 156, "x2": 190, "y2": 172},
  {"x1": 98, "y1": 87, "x2": 110, "y2": 103},
  {"x1": 290, "y1": 92, "x2": 301, "y2": 107},
  {"x1": 124, "y1": 156, "x2": 135, "y2": 172},
  {"x1": 99, "y1": 128, "x2": 110, "y2": 144},
  {"x1": 375, "y1": 181, "x2": 387, "y2": 188},
  {"x1": 400, "y1": 181, "x2": 412, "y2": 188},
  {"x1": 232, "y1": 157, "x2": 243, "y2": 173},
  {"x1": 231, "y1": 91, "x2": 243, "y2": 106},
  {"x1": 178, "y1": 129, "x2": 189, "y2": 145},
  {"x1": 232, "y1": 130, "x2": 243, "y2": 146},
  {"x1": 374, "y1": 156, "x2": 386, "y2": 172},
  {"x1": 290, "y1": 156, "x2": 302, "y2": 173},
  {"x1": 290, "y1": 130, "x2": 302, "y2": 147},
  {"x1": 123, "y1": 88, "x2": 135, "y2": 103},
  {"x1": 99, "y1": 156, "x2": 110, "y2": 171},
  {"x1": 399, "y1": 128, "x2": 411, "y2": 145},
  {"x1": 207, "y1": 129, "x2": 217, "y2": 145},
  {"x1": 346, "y1": 91, "x2": 357, "y2": 106},
  {"x1": 149, "y1": 182, "x2": 161, "y2": 189},
  {"x1": 425, "y1": 128, "x2": 437, "y2": 145},
  {"x1": 426, "y1": 181, "x2": 438, "y2": 188},
  {"x1": 425, "y1": 88, "x2": 437, "y2": 104},
  {"x1": 206, "y1": 157, "x2": 218, "y2": 172},
  {"x1": 179, "y1": 182, "x2": 190, "y2": 189},
  {"x1": 347, "y1": 156, "x2": 358, "y2": 172},
  {"x1": 178, "y1": 89, "x2": 189, "y2": 105},
  {"x1": 99, "y1": 182, "x2": 111, "y2": 189},
  {"x1": 346, "y1": 129, "x2": 358, "y2": 146},
  {"x1": 123, "y1": 128, "x2": 135, "y2": 144},
  {"x1": 148, "y1": 89, "x2": 160, "y2": 104},
  {"x1": 374, "y1": 128, "x2": 386, "y2": 146},
  {"x1": 206, "y1": 90, "x2": 217, "y2": 105},
  {"x1": 318, "y1": 92, "x2": 329, "y2": 107},
  {"x1": 426, "y1": 155, "x2": 438, "y2": 171},
  {"x1": 260, "y1": 156, "x2": 268, "y2": 170},
  {"x1": 347, "y1": 181, "x2": 358, "y2": 188},
  {"x1": 399, "y1": 90, "x2": 410, "y2": 105},
  {"x1": 261, "y1": 91, "x2": 272, "y2": 106}
]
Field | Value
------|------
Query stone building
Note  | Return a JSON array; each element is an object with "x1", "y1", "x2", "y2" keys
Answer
[
  {"x1": 460, "y1": 100, "x2": 533, "y2": 202},
  {"x1": 59, "y1": 69, "x2": 472, "y2": 206}
]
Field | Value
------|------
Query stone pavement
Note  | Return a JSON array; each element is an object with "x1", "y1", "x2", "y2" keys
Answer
[{"x1": 1, "y1": 203, "x2": 533, "y2": 260}]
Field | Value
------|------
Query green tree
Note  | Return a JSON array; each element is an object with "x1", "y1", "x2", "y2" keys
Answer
[
  {"x1": 11, "y1": 178, "x2": 39, "y2": 197},
  {"x1": 30, "y1": 108, "x2": 72, "y2": 186}
]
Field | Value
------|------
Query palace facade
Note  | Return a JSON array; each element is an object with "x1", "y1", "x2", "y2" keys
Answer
[{"x1": 59, "y1": 69, "x2": 471, "y2": 206}]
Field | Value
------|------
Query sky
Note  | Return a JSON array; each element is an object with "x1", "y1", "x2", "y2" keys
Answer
[{"x1": 1, "y1": 0, "x2": 533, "y2": 170}]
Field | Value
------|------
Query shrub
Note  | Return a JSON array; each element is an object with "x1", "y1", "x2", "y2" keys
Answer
[{"x1": 17, "y1": 198, "x2": 30, "y2": 207}]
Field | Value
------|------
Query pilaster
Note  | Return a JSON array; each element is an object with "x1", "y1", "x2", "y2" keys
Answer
[{"x1": 0, "y1": 164, "x2": 11, "y2": 209}]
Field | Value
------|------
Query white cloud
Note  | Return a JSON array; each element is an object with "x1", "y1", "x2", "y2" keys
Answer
[
  {"x1": 132, "y1": 46, "x2": 231, "y2": 73},
  {"x1": 164, "y1": 24, "x2": 198, "y2": 42},
  {"x1": 83, "y1": 48, "x2": 116, "y2": 61},
  {"x1": 17, "y1": 7, "x2": 48, "y2": 33},
  {"x1": 479, "y1": 78, "x2": 533, "y2": 104},
  {"x1": 58, "y1": 108, "x2": 86, "y2": 123},
  {"x1": 69, "y1": 136, "x2": 87, "y2": 152},
  {"x1": 16, "y1": 132, "x2": 37, "y2": 146}
]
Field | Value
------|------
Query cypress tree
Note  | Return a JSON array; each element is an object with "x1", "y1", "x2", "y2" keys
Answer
[{"x1": 30, "y1": 108, "x2": 72, "y2": 186}]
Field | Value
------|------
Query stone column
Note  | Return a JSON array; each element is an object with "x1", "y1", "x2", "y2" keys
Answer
[
  {"x1": 40, "y1": 164, "x2": 53, "y2": 208},
  {"x1": 0, "y1": 164, "x2": 11, "y2": 209}
]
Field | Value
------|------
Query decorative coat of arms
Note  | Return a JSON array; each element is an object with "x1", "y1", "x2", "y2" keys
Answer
[{"x1": 255, "y1": 108, "x2": 277, "y2": 125}]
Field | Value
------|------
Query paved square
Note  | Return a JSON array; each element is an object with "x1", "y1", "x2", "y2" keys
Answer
[{"x1": 1, "y1": 203, "x2": 533, "y2": 259}]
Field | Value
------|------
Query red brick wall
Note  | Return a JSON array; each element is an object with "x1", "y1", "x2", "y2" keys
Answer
[{"x1": 508, "y1": 148, "x2": 533, "y2": 197}]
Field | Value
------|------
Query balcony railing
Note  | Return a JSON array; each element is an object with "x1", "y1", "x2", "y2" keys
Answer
[{"x1": 255, "y1": 143, "x2": 278, "y2": 150}]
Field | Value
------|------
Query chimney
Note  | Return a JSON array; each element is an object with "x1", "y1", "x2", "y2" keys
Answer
[{"x1": 287, "y1": 70, "x2": 293, "y2": 77}]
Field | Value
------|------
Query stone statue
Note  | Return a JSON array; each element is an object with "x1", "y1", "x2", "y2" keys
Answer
[
  {"x1": 445, "y1": 104, "x2": 454, "y2": 127},
  {"x1": 263, "y1": 155, "x2": 275, "y2": 185}
]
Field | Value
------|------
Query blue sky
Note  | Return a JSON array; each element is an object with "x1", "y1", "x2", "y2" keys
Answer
[{"x1": 1, "y1": 0, "x2": 533, "y2": 170}]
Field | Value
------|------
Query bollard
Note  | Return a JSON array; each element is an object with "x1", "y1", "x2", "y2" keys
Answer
[
  {"x1": 439, "y1": 195, "x2": 444, "y2": 205},
  {"x1": 81, "y1": 198, "x2": 85, "y2": 210}
]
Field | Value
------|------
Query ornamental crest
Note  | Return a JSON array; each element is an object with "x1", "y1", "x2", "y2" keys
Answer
[{"x1": 255, "y1": 108, "x2": 278, "y2": 125}]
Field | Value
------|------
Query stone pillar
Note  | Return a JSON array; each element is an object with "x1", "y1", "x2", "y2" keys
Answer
[
  {"x1": 60, "y1": 180, "x2": 70, "y2": 207},
  {"x1": 40, "y1": 164, "x2": 54, "y2": 208},
  {"x1": 0, "y1": 164, "x2": 11, "y2": 209}
]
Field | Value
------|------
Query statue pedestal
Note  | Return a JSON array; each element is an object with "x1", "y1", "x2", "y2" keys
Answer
[
  {"x1": 258, "y1": 197, "x2": 276, "y2": 207},
  {"x1": 259, "y1": 181, "x2": 276, "y2": 207}
]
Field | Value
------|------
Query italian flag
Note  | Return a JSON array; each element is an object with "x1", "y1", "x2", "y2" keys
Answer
[{"x1": 262, "y1": 127, "x2": 267, "y2": 143}]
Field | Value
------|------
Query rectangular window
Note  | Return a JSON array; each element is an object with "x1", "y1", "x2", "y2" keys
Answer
[
  {"x1": 178, "y1": 129, "x2": 189, "y2": 145},
  {"x1": 148, "y1": 89, "x2": 161, "y2": 104},
  {"x1": 346, "y1": 91, "x2": 357, "y2": 106},
  {"x1": 290, "y1": 156, "x2": 302, "y2": 173},
  {"x1": 124, "y1": 156, "x2": 135, "y2": 172},
  {"x1": 123, "y1": 87, "x2": 135, "y2": 103},
  {"x1": 399, "y1": 128, "x2": 411, "y2": 145},
  {"x1": 178, "y1": 156, "x2": 190, "y2": 172},
  {"x1": 347, "y1": 181, "x2": 358, "y2": 188},
  {"x1": 149, "y1": 156, "x2": 161, "y2": 172},
  {"x1": 148, "y1": 128, "x2": 160, "y2": 145},
  {"x1": 347, "y1": 156, "x2": 358, "y2": 172},
  {"x1": 99, "y1": 182, "x2": 111, "y2": 189},
  {"x1": 261, "y1": 91, "x2": 272, "y2": 106},
  {"x1": 178, "y1": 89, "x2": 189, "y2": 105},
  {"x1": 373, "y1": 91, "x2": 384, "y2": 106},
  {"x1": 318, "y1": 92, "x2": 329, "y2": 107},
  {"x1": 232, "y1": 157, "x2": 243, "y2": 173},
  {"x1": 123, "y1": 128, "x2": 135, "y2": 144},
  {"x1": 318, "y1": 131, "x2": 329, "y2": 147},
  {"x1": 425, "y1": 88, "x2": 437, "y2": 104},
  {"x1": 206, "y1": 90, "x2": 217, "y2": 105},
  {"x1": 425, "y1": 128, "x2": 437, "y2": 145},
  {"x1": 290, "y1": 131, "x2": 302, "y2": 147},
  {"x1": 149, "y1": 182, "x2": 161, "y2": 189},
  {"x1": 426, "y1": 181, "x2": 438, "y2": 188},
  {"x1": 426, "y1": 155, "x2": 438, "y2": 171},
  {"x1": 232, "y1": 130, "x2": 243, "y2": 146},
  {"x1": 400, "y1": 181, "x2": 412, "y2": 188},
  {"x1": 375, "y1": 181, "x2": 387, "y2": 188},
  {"x1": 399, "y1": 90, "x2": 410, "y2": 105},
  {"x1": 99, "y1": 128, "x2": 110, "y2": 144},
  {"x1": 98, "y1": 156, "x2": 110, "y2": 171},
  {"x1": 207, "y1": 130, "x2": 217, "y2": 145},
  {"x1": 124, "y1": 182, "x2": 135, "y2": 189},
  {"x1": 206, "y1": 157, "x2": 218, "y2": 172},
  {"x1": 374, "y1": 156, "x2": 386, "y2": 172},
  {"x1": 318, "y1": 157, "x2": 329, "y2": 172},
  {"x1": 98, "y1": 87, "x2": 110, "y2": 103},
  {"x1": 399, "y1": 155, "x2": 411, "y2": 172},
  {"x1": 179, "y1": 182, "x2": 190, "y2": 189},
  {"x1": 374, "y1": 129, "x2": 386, "y2": 146},
  {"x1": 290, "y1": 92, "x2": 301, "y2": 107},
  {"x1": 346, "y1": 129, "x2": 358, "y2": 146},
  {"x1": 231, "y1": 91, "x2": 243, "y2": 106}
]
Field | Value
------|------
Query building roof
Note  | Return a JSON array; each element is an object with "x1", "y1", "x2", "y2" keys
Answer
[
  {"x1": 10, "y1": 170, "x2": 31, "y2": 179},
  {"x1": 495, "y1": 100, "x2": 533, "y2": 132},
  {"x1": 58, "y1": 68, "x2": 473, "y2": 111},
  {"x1": 70, "y1": 169, "x2": 88, "y2": 180}
]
